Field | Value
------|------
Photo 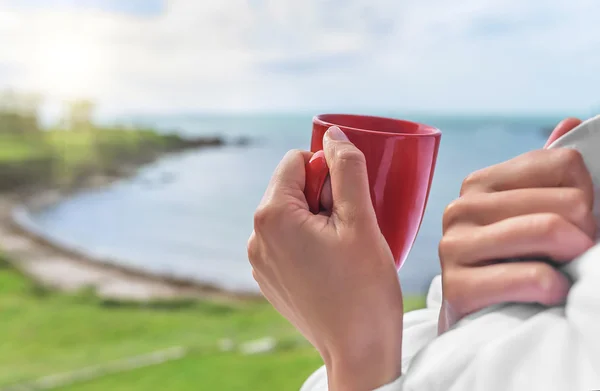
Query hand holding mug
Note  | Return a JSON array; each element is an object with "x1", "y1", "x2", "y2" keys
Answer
[
  {"x1": 305, "y1": 114, "x2": 441, "y2": 269},
  {"x1": 438, "y1": 118, "x2": 596, "y2": 333},
  {"x1": 248, "y1": 127, "x2": 404, "y2": 390}
]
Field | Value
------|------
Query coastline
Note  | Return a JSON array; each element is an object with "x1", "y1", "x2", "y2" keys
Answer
[{"x1": 0, "y1": 141, "x2": 263, "y2": 303}]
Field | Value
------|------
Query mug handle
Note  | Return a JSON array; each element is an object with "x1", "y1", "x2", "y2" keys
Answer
[{"x1": 304, "y1": 150, "x2": 330, "y2": 214}]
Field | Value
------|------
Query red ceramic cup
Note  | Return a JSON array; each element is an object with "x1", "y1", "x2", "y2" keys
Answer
[{"x1": 305, "y1": 114, "x2": 441, "y2": 269}]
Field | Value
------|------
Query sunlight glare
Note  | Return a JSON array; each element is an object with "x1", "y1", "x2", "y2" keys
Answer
[{"x1": 35, "y1": 34, "x2": 106, "y2": 99}]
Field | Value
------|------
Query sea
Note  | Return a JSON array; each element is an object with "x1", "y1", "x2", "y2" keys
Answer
[{"x1": 25, "y1": 113, "x2": 567, "y2": 295}]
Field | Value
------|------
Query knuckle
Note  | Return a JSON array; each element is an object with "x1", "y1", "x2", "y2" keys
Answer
[
  {"x1": 525, "y1": 265, "x2": 556, "y2": 304},
  {"x1": 284, "y1": 149, "x2": 306, "y2": 164},
  {"x1": 438, "y1": 235, "x2": 462, "y2": 266},
  {"x1": 553, "y1": 147, "x2": 585, "y2": 168},
  {"x1": 246, "y1": 233, "x2": 258, "y2": 259},
  {"x1": 253, "y1": 206, "x2": 270, "y2": 230},
  {"x1": 532, "y1": 213, "x2": 565, "y2": 241},
  {"x1": 246, "y1": 234, "x2": 263, "y2": 267},
  {"x1": 334, "y1": 147, "x2": 367, "y2": 167},
  {"x1": 551, "y1": 149, "x2": 593, "y2": 191},
  {"x1": 282, "y1": 148, "x2": 304, "y2": 162},
  {"x1": 253, "y1": 204, "x2": 280, "y2": 231},
  {"x1": 564, "y1": 188, "x2": 591, "y2": 222},
  {"x1": 442, "y1": 197, "x2": 470, "y2": 232},
  {"x1": 460, "y1": 170, "x2": 485, "y2": 195}
]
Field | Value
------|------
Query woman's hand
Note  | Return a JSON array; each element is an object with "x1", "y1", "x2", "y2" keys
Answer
[
  {"x1": 438, "y1": 118, "x2": 596, "y2": 333},
  {"x1": 248, "y1": 127, "x2": 404, "y2": 391}
]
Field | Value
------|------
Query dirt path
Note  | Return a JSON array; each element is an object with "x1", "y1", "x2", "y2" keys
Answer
[{"x1": 0, "y1": 197, "x2": 258, "y2": 303}]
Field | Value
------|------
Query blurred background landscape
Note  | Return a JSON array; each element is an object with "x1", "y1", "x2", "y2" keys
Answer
[{"x1": 0, "y1": 0, "x2": 599, "y2": 390}]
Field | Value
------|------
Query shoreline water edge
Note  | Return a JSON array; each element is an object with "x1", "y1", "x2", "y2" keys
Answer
[{"x1": 0, "y1": 132, "x2": 263, "y2": 302}]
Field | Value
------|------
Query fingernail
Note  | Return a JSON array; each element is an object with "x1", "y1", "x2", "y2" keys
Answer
[{"x1": 325, "y1": 126, "x2": 349, "y2": 141}]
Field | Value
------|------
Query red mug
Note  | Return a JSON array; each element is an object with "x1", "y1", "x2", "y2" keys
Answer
[{"x1": 304, "y1": 114, "x2": 441, "y2": 269}]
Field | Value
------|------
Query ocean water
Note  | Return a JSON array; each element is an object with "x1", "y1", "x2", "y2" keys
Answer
[{"x1": 28, "y1": 114, "x2": 563, "y2": 294}]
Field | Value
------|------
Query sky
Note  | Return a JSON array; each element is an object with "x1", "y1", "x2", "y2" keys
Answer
[{"x1": 0, "y1": 0, "x2": 599, "y2": 118}]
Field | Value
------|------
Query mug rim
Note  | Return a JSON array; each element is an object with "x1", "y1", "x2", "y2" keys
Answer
[{"x1": 313, "y1": 113, "x2": 441, "y2": 137}]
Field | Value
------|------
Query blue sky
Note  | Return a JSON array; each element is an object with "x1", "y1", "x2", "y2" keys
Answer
[
  {"x1": 2, "y1": 0, "x2": 163, "y2": 16},
  {"x1": 0, "y1": 0, "x2": 599, "y2": 117}
]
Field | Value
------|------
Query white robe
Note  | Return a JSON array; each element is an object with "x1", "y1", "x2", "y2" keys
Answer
[{"x1": 301, "y1": 116, "x2": 600, "y2": 391}]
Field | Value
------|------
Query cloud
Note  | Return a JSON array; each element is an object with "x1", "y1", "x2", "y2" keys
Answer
[{"x1": 0, "y1": 0, "x2": 599, "y2": 116}]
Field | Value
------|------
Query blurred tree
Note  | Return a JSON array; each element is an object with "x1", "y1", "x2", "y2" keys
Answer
[{"x1": 64, "y1": 100, "x2": 95, "y2": 131}]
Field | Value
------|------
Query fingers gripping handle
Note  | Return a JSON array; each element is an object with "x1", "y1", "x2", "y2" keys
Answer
[{"x1": 304, "y1": 150, "x2": 330, "y2": 214}]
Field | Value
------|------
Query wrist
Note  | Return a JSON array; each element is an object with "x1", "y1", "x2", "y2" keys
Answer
[{"x1": 323, "y1": 327, "x2": 403, "y2": 391}]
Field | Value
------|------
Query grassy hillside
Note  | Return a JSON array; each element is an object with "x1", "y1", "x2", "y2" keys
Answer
[{"x1": 0, "y1": 255, "x2": 426, "y2": 390}]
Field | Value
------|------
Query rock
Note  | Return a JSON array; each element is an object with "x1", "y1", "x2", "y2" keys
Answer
[
  {"x1": 232, "y1": 136, "x2": 251, "y2": 147},
  {"x1": 239, "y1": 337, "x2": 277, "y2": 355},
  {"x1": 184, "y1": 136, "x2": 225, "y2": 148}
]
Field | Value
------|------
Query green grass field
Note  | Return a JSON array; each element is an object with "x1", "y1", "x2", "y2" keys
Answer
[{"x1": 0, "y1": 255, "x2": 426, "y2": 390}]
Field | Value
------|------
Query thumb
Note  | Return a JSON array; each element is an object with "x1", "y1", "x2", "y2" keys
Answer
[{"x1": 322, "y1": 126, "x2": 374, "y2": 225}]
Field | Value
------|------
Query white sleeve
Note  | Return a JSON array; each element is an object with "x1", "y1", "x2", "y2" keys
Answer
[
  {"x1": 399, "y1": 245, "x2": 600, "y2": 391},
  {"x1": 300, "y1": 366, "x2": 408, "y2": 391},
  {"x1": 302, "y1": 245, "x2": 600, "y2": 391},
  {"x1": 299, "y1": 276, "x2": 442, "y2": 391}
]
